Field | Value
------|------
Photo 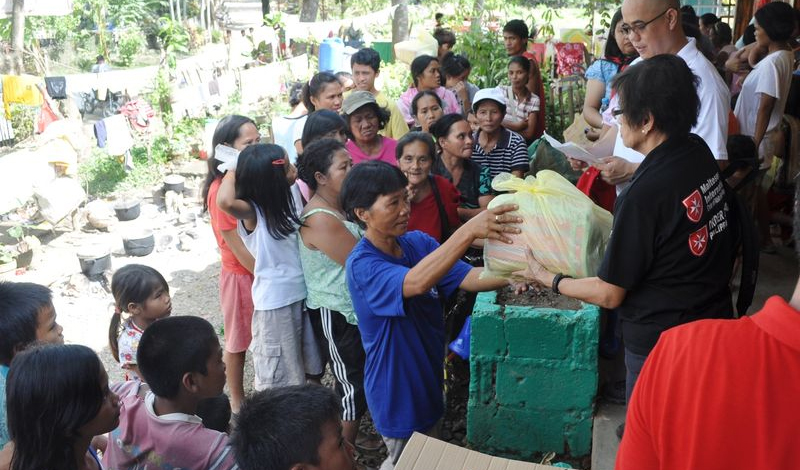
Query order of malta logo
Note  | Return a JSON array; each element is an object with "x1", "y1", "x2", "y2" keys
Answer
[
  {"x1": 682, "y1": 189, "x2": 703, "y2": 223},
  {"x1": 688, "y1": 225, "x2": 709, "y2": 257}
]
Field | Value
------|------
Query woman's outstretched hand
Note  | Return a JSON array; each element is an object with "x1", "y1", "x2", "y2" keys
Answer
[
  {"x1": 513, "y1": 248, "x2": 555, "y2": 288},
  {"x1": 463, "y1": 204, "x2": 522, "y2": 244}
]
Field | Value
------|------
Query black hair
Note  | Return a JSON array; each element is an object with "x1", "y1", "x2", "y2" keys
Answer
[
  {"x1": 137, "y1": 316, "x2": 218, "y2": 399},
  {"x1": 202, "y1": 114, "x2": 258, "y2": 212},
  {"x1": 711, "y1": 21, "x2": 733, "y2": 48},
  {"x1": 231, "y1": 385, "x2": 342, "y2": 470},
  {"x1": 680, "y1": 5, "x2": 698, "y2": 24},
  {"x1": 302, "y1": 72, "x2": 340, "y2": 112},
  {"x1": 197, "y1": 394, "x2": 232, "y2": 433},
  {"x1": 0, "y1": 281, "x2": 53, "y2": 365},
  {"x1": 604, "y1": 9, "x2": 626, "y2": 60},
  {"x1": 612, "y1": 54, "x2": 699, "y2": 138},
  {"x1": 410, "y1": 55, "x2": 439, "y2": 87},
  {"x1": 755, "y1": 1, "x2": 796, "y2": 42},
  {"x1": 108, "y1": 264, "x2": 169, "y2": 361},
  {"x1": 430, "y1": 112, "x2": 468, "y2": 142},
  {"x1": 340, "y1": 161, "x2": 408, "y2": 228},
  {"x1": 342, "y1": 103, "x2": 391, "y2": 134},
  {"x1": 742, "y1": 24, "x2": 756, "y2": 45},
  {"x1": 301, "y1": 109, "x2": 348, "y2": 147},
  {"x1": 296, "y1": 138, "x2": 348, "y2": 191},
  {"x1": 335, "y1": 71, "x2": 353, "y2": 83},
  {"x1": 411, "y1": 90, "x2": 443, "y2": 117},
  {"x1": 700, "y1": 13, "x2": 719, "y2": 27},
  {"x1": 7, "y1": 344, "x2": 105, "y2": 470},
  {"x1": 503, "y1": 19, "x2": 530, "y2": 39},
  {"x1": 288, "y1": 81, "x2": 304, "y2": 108},
  {"x1": 433, "y1": 28, "x2": 456, "y2": 47},
  {"x1": 396, "y1": 131, "x2": 436, "y2": 161},
  {"x1": 508, "y1": 55, "x2": 531, "y2": 75},
  {"x1": 440, "y1": 52, "x2": 471, "y2": 79},
  {"x1": 726, "y1": 134, "x2": 759, "y2": 170},
  {"x1": 350, "y1": 47, "x2": 381, "y2": 72},
  {"x1": 235, "y1": 143, "x2": 303, "y2": 240},
  {"x1": 795, "y1": 172, "x2": 800, "y2": 259}
]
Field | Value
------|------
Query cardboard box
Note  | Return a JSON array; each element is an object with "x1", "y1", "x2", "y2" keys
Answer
[{"x1": 395, "y1": 433, "x2": 568, "y2": 470}]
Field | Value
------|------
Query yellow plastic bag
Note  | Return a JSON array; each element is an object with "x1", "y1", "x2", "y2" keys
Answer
[{"x1": 484, "y1": 170, "x2": 613, "y2": 279}]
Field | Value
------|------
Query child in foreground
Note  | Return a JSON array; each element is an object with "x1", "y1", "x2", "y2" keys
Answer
[
  {"x1": 103, "y1": 316, "x2": 238, "y2": 470},
  {"x1": 108, "y1": 264, "x2": 172, "y2": 381},
  {"x1": 232, "y1": 384, "x2": 356, "y2": 470},
  {"x1": 0, "y1": 344, "x2": 119, "y2": 470},
  {"x1": 0, "y1": 281, "x2": 64, "y2": 448}
]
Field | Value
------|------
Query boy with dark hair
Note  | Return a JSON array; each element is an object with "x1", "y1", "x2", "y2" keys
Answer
[
  {"x1": 232, "y1": 385, "x2": 356, "y2": 470},
  {"x1": 103, "y1": 316, "x2": 237, "y2": 470},
  {"x1": 349, "y1": 48, "x2": 409, "y2": 140},
  {"x1": 0, "y1": 281, "x2": 63, "y2": 448}
]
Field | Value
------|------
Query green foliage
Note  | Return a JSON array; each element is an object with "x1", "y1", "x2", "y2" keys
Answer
[
  {"x1": 148, "y1": 68, "x2": 173, "y2": 118},
  {"x1": 116, "y1": 28, "x2": 146, "y2": 67},
  {"x1": 158, "y1": 18, "x2": 190, "y2": 68},
  {"x1": 377, "y1": 61, "x2": 410, "y2": 102},
  {"x1": 9, "y1": 105, "x2": 36, "y2": 143},
  {"x1": 211, "y1": 29, "x2": 223, "y2": 43},
  {"x1": 78, "y1": 149, "x2": 128, "y2": 196},
  {"x1": 78, "y1": 147, "x2": 164, "y2": 196},
  {"x1": 150, "y1": 135, "x2": 176, "y2": 164},
  {"x1": 454, "y1": 29, "x2": 507, "y2": 89}
]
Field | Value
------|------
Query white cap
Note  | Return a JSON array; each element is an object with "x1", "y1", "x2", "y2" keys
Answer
[{"x1": 472, "y1": 88, "x2": 506, "y2": 112}]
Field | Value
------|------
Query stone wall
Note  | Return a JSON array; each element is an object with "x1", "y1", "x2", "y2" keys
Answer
[{"x1": 467, "y1": 291, "x2": 599, "y2": 458}]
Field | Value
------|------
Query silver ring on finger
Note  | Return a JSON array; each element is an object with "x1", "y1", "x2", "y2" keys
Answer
[{"x1": 495, "y1": 215, "x2": 500, "y2": 223}]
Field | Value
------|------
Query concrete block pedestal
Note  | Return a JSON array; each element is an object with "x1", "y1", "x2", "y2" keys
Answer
[{"x1": 467, "y1": 291, "x2": 600, "y2": 459}]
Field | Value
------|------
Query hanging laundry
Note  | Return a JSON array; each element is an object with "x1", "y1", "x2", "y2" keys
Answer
[
  {"x1": 94, "y1": 119, "x2": 107, "y2": 148},
  {"x1": 44, "y1": 77, "x2": 67, "y2": 100},
  {"x1": 102, "y1": 114, "x2": 134, "y2": 156},
  {"x1": 2, "y1": 75, "x2": 44, "y2": 118}
]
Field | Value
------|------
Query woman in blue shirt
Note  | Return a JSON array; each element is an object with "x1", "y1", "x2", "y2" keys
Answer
[
  {"x1": 342, "y1": 161, "x2": 521, "y2": 469},
  {"x1": 582, "y1": 9, "x2": 638, "y2": 135}
]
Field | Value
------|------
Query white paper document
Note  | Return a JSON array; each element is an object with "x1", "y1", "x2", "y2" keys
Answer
[{"x1": 542, "y1": 132, "x2": 601, "y2": 165}]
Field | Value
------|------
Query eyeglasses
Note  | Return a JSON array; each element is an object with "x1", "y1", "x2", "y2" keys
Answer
[
  {"x1": 620, "y1": 8, "x2": 672, "y2": 37},
  {"x1": 611, "y1": 108, "x2": 624, "y2": 117}
]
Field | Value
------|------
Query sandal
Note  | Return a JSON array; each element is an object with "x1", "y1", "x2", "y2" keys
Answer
[{"x1": 355, "y1": 431, "x2": 384, "y2": 452}]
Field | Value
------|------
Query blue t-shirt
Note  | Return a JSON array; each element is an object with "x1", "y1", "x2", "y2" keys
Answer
[
  {"x1": 0, "y1": 365, "x2": 9, "y2": 448},
  {"x1": 346, "y1": 231, "x2": 471, "y2": 438},
  {"x1": 584, "y1": 59, "x2": 621, "y2": 112}
]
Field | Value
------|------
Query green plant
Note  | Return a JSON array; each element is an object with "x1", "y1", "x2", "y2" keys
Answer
[
  {"x1": 0, "y1": 246, "x2": 14, "y2": 265},
  {"x1": 78, "y1": 149, "x2": 128, "y2": 196},
  {"x1": 158, "y1": 17, "x2": 189, "y2": 69},
  {"x1": 454, "y1": 29, "x2": 507, "y2": 89},
  {"x1": 115, "y1": 27, "x2": 146, "y2": 67},
  {"x1": 211, "y1": 29, "x2": 222, "y2": 43},
  {"x1": 377, "y1": 61, "x2": 410, "y2": 102},
  {"x1": 148, "y1": 68, "x2": 173, "y2": 119},
  {"x1": 9, "y1": 105, "x2": 37, "y2": 142}
]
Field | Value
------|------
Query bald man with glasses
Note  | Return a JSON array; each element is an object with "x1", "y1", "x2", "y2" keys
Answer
[{"x1": 592, "y1": 0, "x2": 730, "y2": 192}]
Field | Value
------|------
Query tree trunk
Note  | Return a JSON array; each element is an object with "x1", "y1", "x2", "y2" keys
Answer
[
  {"x1": 10, "y1": 0, "x2": 25, "y2": 74},
  {"x1": 261, "y1": 0, "x2": 270, "y2": 17},
  {"x1": 392, "y1": 0, "x2": 409, "y2": 44},
  {"x1": 169, "y1": 0, "x2": 175, "y2": 21},
  {"x1": 300, "y1": 0, "x2": 319, "y2": 22},
  {"x1": 471, "y1": 0, "x2": 484, "y2": 31}
]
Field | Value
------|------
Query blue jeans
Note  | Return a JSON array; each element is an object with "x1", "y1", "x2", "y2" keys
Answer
[{"x1": 624, "y1": 348, "x2": 649, "y2": 403}]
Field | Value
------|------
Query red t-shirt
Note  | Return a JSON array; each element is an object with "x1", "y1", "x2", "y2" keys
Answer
[
  {"x1": 616, "y1": 296, "x2": 800, "y2": 470},
  {"x1": 207, "y1": 178, "x2": 250, "y2": 275},
  {"x1": 408, "y1": 175, "x2": 461, "y2": 243}
]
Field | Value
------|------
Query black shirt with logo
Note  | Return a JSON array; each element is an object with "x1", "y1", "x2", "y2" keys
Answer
[{"x1": 598, "y1": 135, "x2": 735, "y2": 356}]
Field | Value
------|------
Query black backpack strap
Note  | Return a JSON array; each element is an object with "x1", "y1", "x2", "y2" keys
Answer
[
  {"x1": 729, "y1": 188, "x2": 759, "y2": 316},
  {"x1": 429, "y1": 175, "x2": 452, "y2": 242}
]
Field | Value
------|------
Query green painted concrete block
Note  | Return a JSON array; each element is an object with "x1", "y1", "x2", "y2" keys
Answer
[
  {"x1": 504, "y1": 307, "x2": 572, "y2": 359},
  {"x1": 471, "y1": 313, "x2": 506, "y2": 357},
  {"x1": 467, "y1": 294, "x2": 600, "y2": 458},
  {"x1": 495, "y1": 360, "x2": 598, "y2": 410}
]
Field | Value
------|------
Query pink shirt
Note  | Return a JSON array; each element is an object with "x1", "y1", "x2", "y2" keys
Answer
[
  {"x1": 396, "y1": 87, "x2": 460, "y2": 126},
  {"x1": 104, "y1": 382, "x2": 237, "y2": 470},
  {"x1": 346, "y1": 137, "x2": 398, "y2": 166}
]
